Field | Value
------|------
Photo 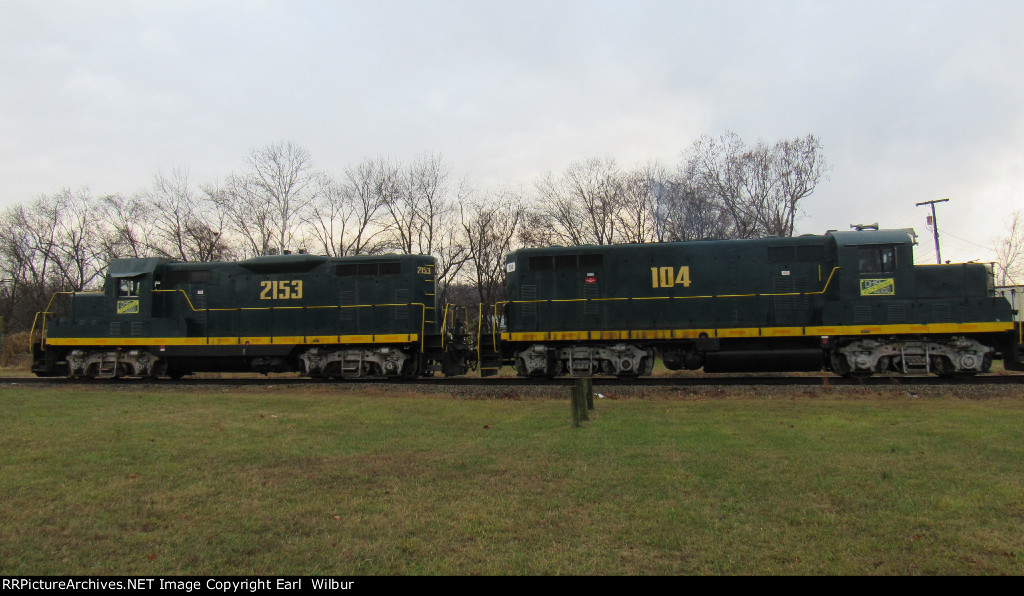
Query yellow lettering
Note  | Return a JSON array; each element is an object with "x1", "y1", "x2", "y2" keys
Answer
[
  {"x1": 651, "y1": 266, "x2": 693, "y2": 289},
  {"x1": 675, "y1": 266, "x2": 691, "y2": 288},
  {"x1": 659, "y1": 267, "x2": 675, "y2": 288},
  {"x1": 260, "y1": 280, "x2": 304, "y2": 300}
]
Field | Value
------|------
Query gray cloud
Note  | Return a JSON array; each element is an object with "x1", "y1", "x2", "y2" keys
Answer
[{"x1": 2, "y1": 0, "x2": 1021, "y2": 262}]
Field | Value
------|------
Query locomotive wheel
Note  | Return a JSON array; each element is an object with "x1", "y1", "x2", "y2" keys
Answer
[
  {"x1": 830, "y1": 352, "x2": 873, "y2": 378},
  {"x1": 931, "y1": 355, "x2": 958, "y2": 377},
  {"x1": 322, "y1": 362, "x2": 341, "y2": 380},
  {"x1": 401, "y1": 356, "x2": 421, "y2": 379}
]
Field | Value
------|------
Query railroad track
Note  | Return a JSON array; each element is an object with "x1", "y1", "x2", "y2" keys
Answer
[{"x1": 4, "y1": 373, "x2": 1024, "y2": 387}]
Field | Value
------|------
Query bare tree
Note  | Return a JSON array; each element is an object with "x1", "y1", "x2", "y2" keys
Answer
[
  {"x1": 212, "y1": 174, "x2": 276, "y2": 258},
  {"x1": 304, "y1": 175, "x2": 351, "y2": 257},
  {"x1": 145, "y1": 169, "x2": 230, "y2": 262},
  {"x1": 535, "y1": 156, "x2": 624, "y2": 246},
  {"x1": 683, "y1": 132, "x2": 764, "y2": 239},
  {"x1": 994, "y1": 210, "x2": 1024, "y2": 285},
  {"x1": 376, "y1": 153, "x2": 469, "y2": 304},
  {"x1": 2, "y1": 195, "x2": 61, "y2": 297},
  {"x1": 378, "y1": 153, "x2": 447, "y2": 254},
  {"x1": 303, "y1": 157, "x2": 395, "y2": 256},
  {"x1": 653, "y1": 178, "x2": 732, "y2": 242},
  {"x1": 0, "y1": 190, "x2": 106, "y2": 330},
  {"x1": 461, "y1": 187, "x2": 527, "y2": 305},
  {"x1": 339, "y1": 158, "x2": 392, "y2": 255},
  {"x1": 0, "y1": 200, "x2": 58, "y2": 329},
  {"x1": 50, "y1": 189, "x2": 106, "y2": 291},
  {"x1": 516, "y1": 209, "x2": 560, "y2": 248},
  {"x1": 98, "y1": 193, "x2": 155, "y2": 260},
  {"x1": 252, "y1": 141, "x2": 318, "y2": 254},
  {"x1": 617, "y1": 160, "x2": 667, "y2": 244},
  {"x1": 681, "y1": 131, "x2": 830, "y2": 238},
  {"x1": 413, "y1": 162, "x2": 471, "y2": 306},
  {"x1": 764, "y1": 134, "x2": 830, "y2": 236},
  {"x1": 216, "y1": 142, "x2": 319, "y2": 257}
]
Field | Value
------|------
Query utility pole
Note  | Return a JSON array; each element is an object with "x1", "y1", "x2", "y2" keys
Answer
[{"x1": 916, "y1": 198, "x2": 949, "y2": 264}]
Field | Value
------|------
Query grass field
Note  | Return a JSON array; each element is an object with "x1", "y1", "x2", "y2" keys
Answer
[{"x1": 1, "y1": 381, "x2": 1022, "y2": 575}]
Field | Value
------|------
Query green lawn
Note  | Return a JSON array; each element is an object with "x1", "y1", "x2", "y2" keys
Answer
[{"x1": 1, "y1": 382, "x2": 1022, "y2": 575}]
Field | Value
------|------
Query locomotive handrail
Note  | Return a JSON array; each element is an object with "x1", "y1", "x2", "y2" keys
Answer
[
  {"x1": 475, "y1": 302, "x2": 504, "y2": 367},
  {"x1": 440, "y1": 304, "x2": 469, "y2": 349},
  {"x1": 492, "y1": 303, "x2": 504, "y2": 352},
  {"x1": 420, "y1": 303, "x2": 427, "y2": 353},
  {"x1": 441, "y1": 304, "x2": 451, "y2": 349},
  {"x1": 476, "y1": 303, "x2": 484, "y2": 360},
  {"x1": 30, "y1": 291, "x2": 84, "y2": 349},
  {"x1": 29, "y1": 311, "x2": 41, "y2": 352}
]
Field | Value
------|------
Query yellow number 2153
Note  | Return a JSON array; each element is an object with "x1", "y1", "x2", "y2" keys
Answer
[{"x1": 259, "y1": 280, "x2": 304, "y2": 300}]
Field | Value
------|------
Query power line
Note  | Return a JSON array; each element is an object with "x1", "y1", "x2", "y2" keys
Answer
[{"x1": 942, "y1": 230, "x2": 992, "y2": 252}]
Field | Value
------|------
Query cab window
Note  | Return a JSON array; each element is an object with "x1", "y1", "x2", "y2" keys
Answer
[
  {"x1": 118, "y1": 278, "x2": 142, "y2": 297},
  {"x1": 857, "y1": 246, "x2": 896, "y2": 274}
]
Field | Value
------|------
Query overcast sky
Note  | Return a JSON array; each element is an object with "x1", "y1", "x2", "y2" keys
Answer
[{"x1": 2, "y1": 0, "x2": 1021, "y2": 264}]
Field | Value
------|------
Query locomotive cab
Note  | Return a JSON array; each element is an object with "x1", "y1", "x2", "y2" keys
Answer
[
  {"x1": 827, "y1": 227, "x2": 917, "y2": 305},
  {"x1": 823, "y1": 229, "x2": 1012, "y2": 375},
  {"x1": 30, "y1": 258, "x2": 167, "y2": 377},
  {"x1": 107, "y1": 258, "x2": 163, "y2": 326},
  {"x1": 824, "y1": 229, "x2": 917, "y2": 322}
]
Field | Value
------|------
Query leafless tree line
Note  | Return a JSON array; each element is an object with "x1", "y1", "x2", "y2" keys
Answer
[
  {"x1": 527, "y1": 132, "x2": 832, "y2": 246},
  {"x1": 1, "y1": 133, "x2": 832, "y2": 333}
]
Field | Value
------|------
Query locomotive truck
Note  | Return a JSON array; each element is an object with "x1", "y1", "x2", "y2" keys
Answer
[{"x1": 479, "y1": 228, "x2": 1023, "y2": 377}]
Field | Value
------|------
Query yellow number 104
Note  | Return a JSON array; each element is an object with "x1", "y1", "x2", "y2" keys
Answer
[{"x1": 651, "y1": 266, "x2": 691, "y2": 289}]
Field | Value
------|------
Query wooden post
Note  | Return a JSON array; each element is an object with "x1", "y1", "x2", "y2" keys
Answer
[
  {"x1": 572, "y1": 377, "x2": 592, "y2": 427},
  {"x1": 571, "y1": 379, "x2": 581, "y2": 428}
]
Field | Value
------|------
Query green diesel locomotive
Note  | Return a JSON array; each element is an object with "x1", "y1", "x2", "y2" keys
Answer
[
  {"x1": 482, "y1": 228, "x2": 1022, "y2": 377},
  {"x1": 31, "y1": 253, "x2": 472, "y2": 379}
]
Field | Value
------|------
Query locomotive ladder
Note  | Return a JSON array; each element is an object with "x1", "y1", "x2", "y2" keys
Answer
[
  {"x1": 567, "y1": 348, "x2": 596, "y2": 377},
  {"x1": 899, "y1": 344, "x2": 931, "y2": 374},
  {"x1": 340, "y1": 352, "x2": 366, "y2": 376},
  {"x1": 96, "y1": 352, "x2": 121, "y2": 379},
  {"x1": 476, "y1": 303, "x2": 504, "y2": 377}
]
